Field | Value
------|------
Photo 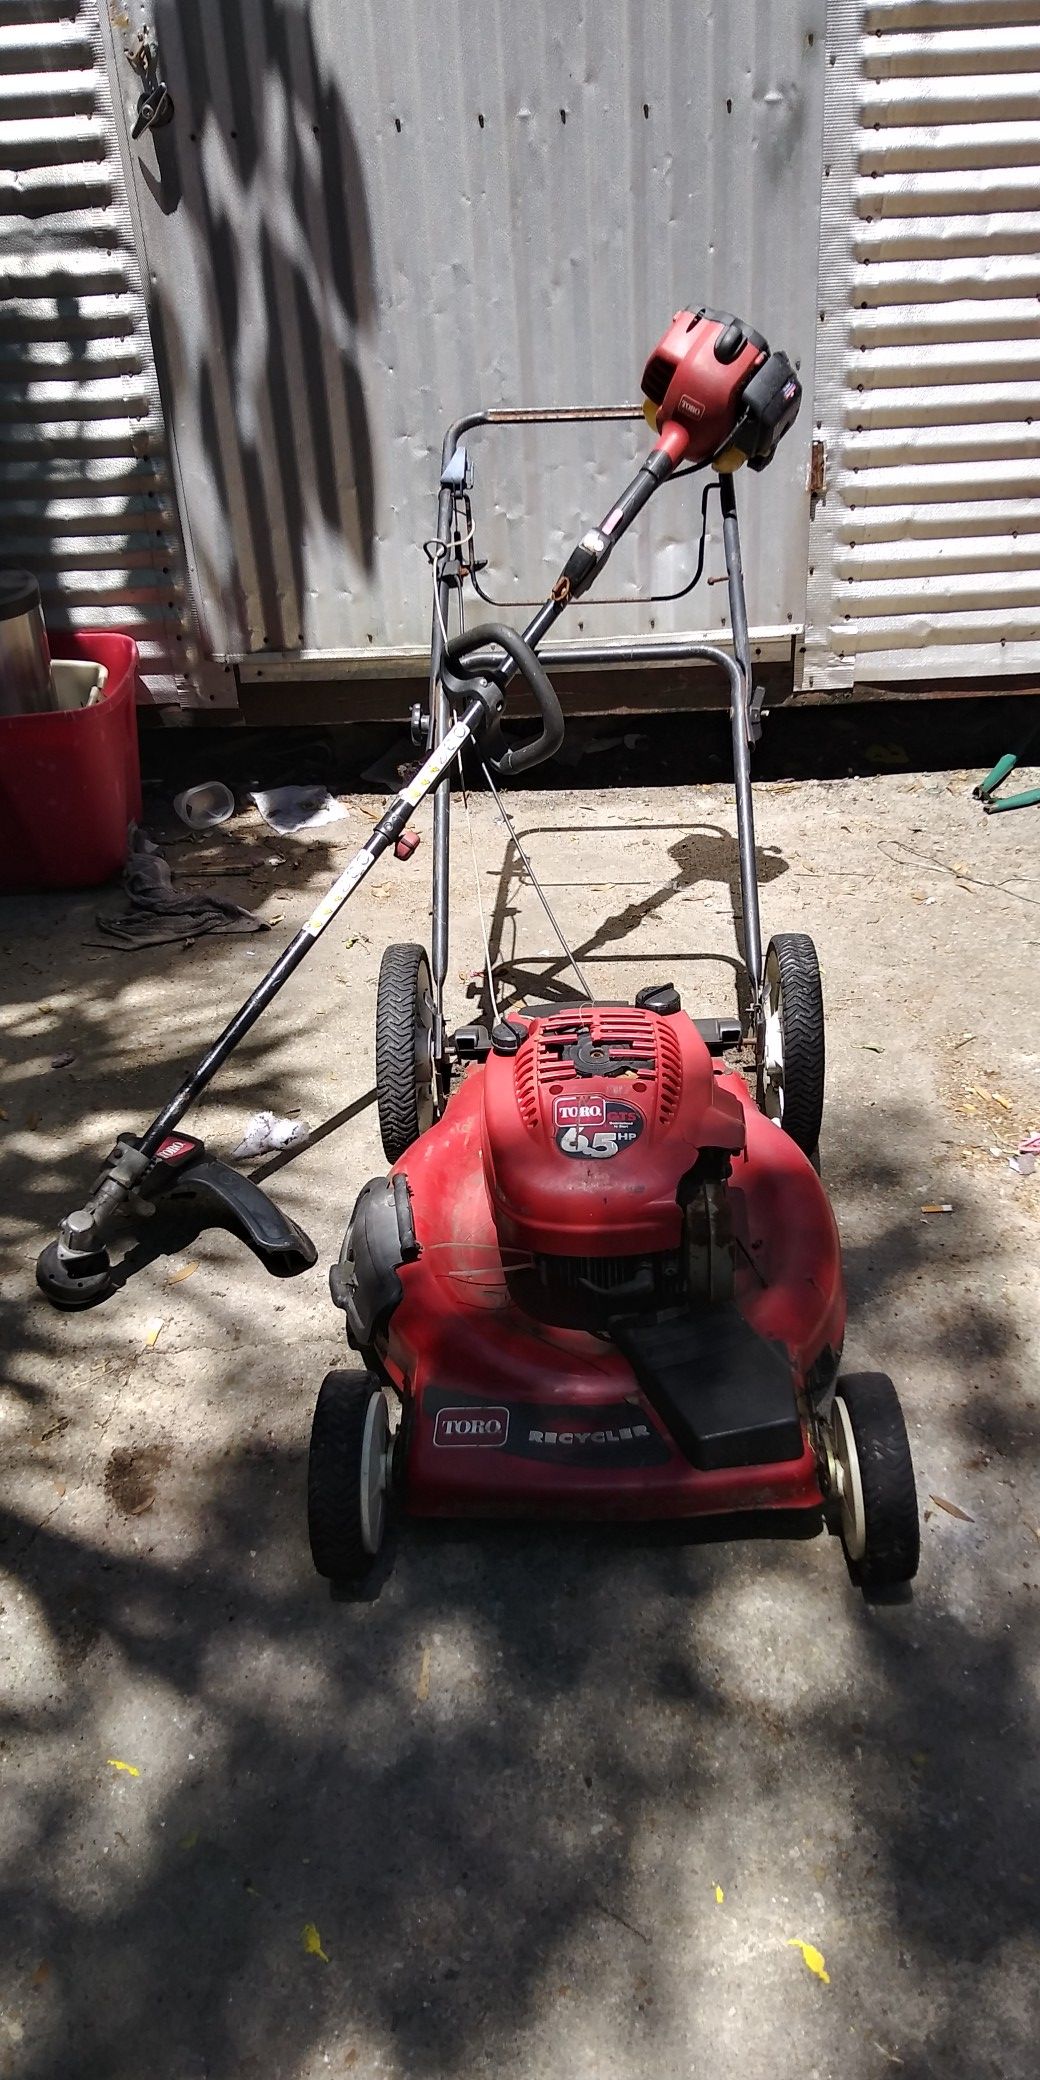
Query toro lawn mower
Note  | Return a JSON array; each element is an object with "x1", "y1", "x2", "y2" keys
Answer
[{"x1": 38, "y1": 306, "x2": 919, "y2": 1596}]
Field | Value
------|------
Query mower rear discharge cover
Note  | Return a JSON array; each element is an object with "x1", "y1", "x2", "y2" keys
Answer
[{"x1": 344, "y1": 1008, "x2": 845, "y2": 1521}]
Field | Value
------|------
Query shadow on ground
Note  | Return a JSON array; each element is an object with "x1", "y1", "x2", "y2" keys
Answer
[
  {"x1": 2, "y1": 716, "x2": 1039, "y2": 2077},
  {"x1": 0, "y1": 821, "x2": 343, "y2": 1401},
  {"x1": 482, "y1": 818, "x2": 788, "y2": 1024},
  {"x1": 1, "y1": 1079, "x2": 1038, "y2": 2078}
]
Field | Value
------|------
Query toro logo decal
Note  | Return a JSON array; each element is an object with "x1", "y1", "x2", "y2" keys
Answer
[
  {"x1": 155, "y1": 1135, "x2": 197, "y2": 1165},
  {"x1": 678, "y1": 393, "x2": 706, "y2": 421},
  {"x1": 433, "y1": 1407, "x2": 509, "y2": 1448},
  {"x1": 553, "y1": 1095, "x2": 644, "y2": 1161}
]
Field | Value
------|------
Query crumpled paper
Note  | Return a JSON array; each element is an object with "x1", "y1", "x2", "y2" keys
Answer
[
  {"x1": 231, "y1": 1110, "x2": 311, "y2": 1160},
  {"x1": 249, "y1": 786, "x2": 347, "y2": 835}
]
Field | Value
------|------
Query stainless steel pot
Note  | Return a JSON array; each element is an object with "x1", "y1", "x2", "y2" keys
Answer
[{"x1": 0, "y1": 571, "x2": 55, "y2": 715}]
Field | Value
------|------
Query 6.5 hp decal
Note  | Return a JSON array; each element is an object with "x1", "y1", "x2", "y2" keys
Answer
[{"x1": 552, "y1": 1093, "x2": 644, "y2": 1160}]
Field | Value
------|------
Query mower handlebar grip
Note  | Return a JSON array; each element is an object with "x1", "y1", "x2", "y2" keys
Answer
[{"x1": 442, "y1": 622, "x2": 564, "y2": 776}]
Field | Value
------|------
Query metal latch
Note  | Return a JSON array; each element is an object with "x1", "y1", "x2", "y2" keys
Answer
[{"x1": 126, "y1": 38, "x2": 174, "y2": 139}]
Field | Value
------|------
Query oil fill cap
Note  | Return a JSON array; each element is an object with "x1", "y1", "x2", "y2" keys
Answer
[
  {"x1": 635, "y1": 984, "x2": 681, "y2": 1015},
  {"x1": 491, "y1": 1019, "x2": 529, "y2": 1056}
]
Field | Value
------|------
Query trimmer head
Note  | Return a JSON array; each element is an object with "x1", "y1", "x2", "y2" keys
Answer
[{"x1": 641, "y1": 306, "x2": 801, "y2": 472}]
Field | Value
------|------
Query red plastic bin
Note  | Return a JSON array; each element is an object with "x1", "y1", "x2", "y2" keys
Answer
[{"x1": 0, "y1": 632, "x2": 142, "y2": 893}]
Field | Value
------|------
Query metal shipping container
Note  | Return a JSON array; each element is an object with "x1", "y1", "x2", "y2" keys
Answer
[
  {"x1": 1, "y1": 0, "x2": 1037, "y2": 710},
  {"x1": 0, "y1": 0, "x2": 193, "y2": 697},
  {"x1": 805, "y1": 0, "x2": 1040, "y2": 690}
]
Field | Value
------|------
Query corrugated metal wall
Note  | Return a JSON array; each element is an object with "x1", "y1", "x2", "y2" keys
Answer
[
  {"x1": 106, "y1": 0, "x2": 827, "y2": 700},
  {"x1": 9, "y1": 3, "x2": 1034, "y2": 706},
  {"x1": 803, "y1": 0, "x2": 1040, "y2": 689},
  {"x1": 0, "y1": 0, "x2": 194, "y2": 693}
]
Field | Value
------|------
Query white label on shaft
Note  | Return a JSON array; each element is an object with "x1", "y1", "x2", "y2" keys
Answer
[
  {"x1": 303, "y1": 848, "x2": 376, "y2": 937},
  {"x1": 300, "y1": 721, "x2": 470, "y2": 940},
  {"x1": 399, "y1": 717, "x2": 470, "y2": 805}
]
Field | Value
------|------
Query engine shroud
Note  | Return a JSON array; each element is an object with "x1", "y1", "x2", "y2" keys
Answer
[{"x1": 480, "y1": 1005, "x2": 744, "y2": 1264}]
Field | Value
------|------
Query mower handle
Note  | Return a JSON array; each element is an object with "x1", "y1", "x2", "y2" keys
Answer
[{"x1": 440, "y1": 622, "x2": 565, "y2": 776}]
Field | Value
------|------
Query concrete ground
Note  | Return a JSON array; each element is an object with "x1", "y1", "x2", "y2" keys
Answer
[{"x1": 1, "y1": 724, "x2": 1039, "y2": 2080}]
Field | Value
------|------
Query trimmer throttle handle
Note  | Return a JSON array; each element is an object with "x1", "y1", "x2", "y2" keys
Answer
[{"x1": 441, "y1": 622, "x2": 565, "y2": 776}]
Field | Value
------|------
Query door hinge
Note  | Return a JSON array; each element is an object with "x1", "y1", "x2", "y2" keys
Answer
[{"x1": 808, "y1": 439, "x2": 827, "y2": 499}]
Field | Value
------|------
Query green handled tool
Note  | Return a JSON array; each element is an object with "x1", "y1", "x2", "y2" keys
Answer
[
  {"x1": 974, "y1": 722, "x2": 1040, "y2": 813},
  {"x1": 984, "y1": 784, "x2": 1040, "y2": 814}
]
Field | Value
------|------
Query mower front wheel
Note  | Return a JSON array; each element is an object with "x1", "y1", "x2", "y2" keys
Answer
[
  {"x1": 375, "y1": 942, "x2": 439, "y2": 1163},
  {"x1": 307, "y1": 1370, "x2": 390, "y2": 1583},
  {"x1": 826, "y1": 1371, "x2": 919, "y2": 1590},
  {"x1": 756, "y1": 932, "x2": 825, "y2": 1158}
]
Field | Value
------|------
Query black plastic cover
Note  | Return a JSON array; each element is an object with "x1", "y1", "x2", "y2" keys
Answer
[
  {"x1": 611, "y1": 1305, "x2": 803, "y2": 1470},
  {"x1": 731, "y1": 350, "x2": 802, "y2": 471},
  {"x1": 713, "y1": 320, "x2": 746, "y2": 364},
  {"x1": 491, "y1": 1020, "x2": 528, "y2": 1056},
  {"x1": 331, "y1": 1174, "x2": 417, "y2": 1349},
  {"x1": 454, "y1": 1024, "x2": 492, "y2": 1062},
  {"x1": 165, "y1": 1159, "x2": 317, "y2": 1277},
  {"x1": 692, "y1": 1017, "x2": 743, "y2": 1055}
]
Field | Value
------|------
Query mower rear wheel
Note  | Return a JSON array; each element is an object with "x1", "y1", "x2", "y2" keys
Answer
[
  {"x1": 828, "y1": 1372, "x2": 919, "y2": 1589},
  {"x1": 757, "y1": 932, "x2": 825, "y2": 1158},
  {"x1": 307, "y1": 1370, "x2": 390, "y2": 1582},
  {"x1": 375, "y1": 942, "x2": 438, "y2": 1163}
]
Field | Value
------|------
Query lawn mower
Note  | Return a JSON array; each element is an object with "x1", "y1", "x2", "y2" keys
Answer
[{"x1": 37, "y1": 305, "x2": 919, "y2": 1595}]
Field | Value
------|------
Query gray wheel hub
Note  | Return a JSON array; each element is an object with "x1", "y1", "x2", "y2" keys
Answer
[{"x1": 359, "y1": 1390, "x2": 390, "y2": 1555}]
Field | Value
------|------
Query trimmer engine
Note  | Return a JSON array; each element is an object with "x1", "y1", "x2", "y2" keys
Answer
[
  {"x1": 480, "y1": 998, "x2": 745, "y2": 1328},
  {"x1": 641, "y1": 307, "x2": 801, "y2": 472}
]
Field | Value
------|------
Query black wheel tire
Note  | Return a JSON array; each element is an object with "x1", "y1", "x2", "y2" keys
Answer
[
  {"x1": 830, "y1": 1371, "x2": 920, "y2": 1589},
  {"x1": 757, "y1": 932, "x2": 825, "y2": 1158},
  {"x1": 375, "y1": 942, "x2": 437, "y2": 1163},
  {"x1": 307, "y1": 1370, "x2": 389, "y2": 1582}
]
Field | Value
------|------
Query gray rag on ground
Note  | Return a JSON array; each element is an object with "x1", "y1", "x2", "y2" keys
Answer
[{"x1": 96, "y1": 824, "x2": 266, "y2": 949}]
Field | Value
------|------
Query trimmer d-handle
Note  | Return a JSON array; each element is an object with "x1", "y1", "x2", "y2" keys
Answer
[{"x1": 439, "y1": 623, "x2": 565, "y2": 776}]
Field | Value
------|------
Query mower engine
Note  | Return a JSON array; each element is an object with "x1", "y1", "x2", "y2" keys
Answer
[{"x1": 480, "y1": 997, "x2": 745, "y2": 1330}]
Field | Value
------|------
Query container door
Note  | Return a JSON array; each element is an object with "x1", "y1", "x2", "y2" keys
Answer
[
  {"x1": 100, "y1": 0, "x2": 828, "y2": 690},
  {"x1": 804, "y1": 0, "x2": 1040, "y2": 692},
  {"x1": 0, "y1": 1, "x2": 195, "y2": 696}
]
